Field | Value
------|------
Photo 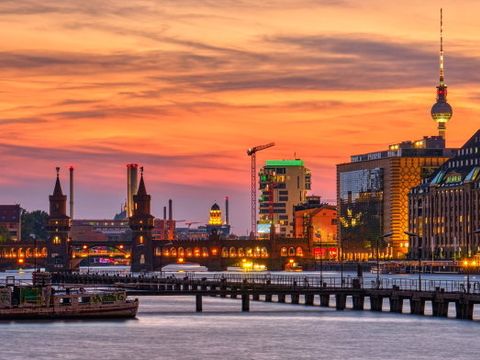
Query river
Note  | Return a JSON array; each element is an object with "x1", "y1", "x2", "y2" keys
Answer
[{"x1": 1, "y1": 270, "x2": 480, "y2": 360}]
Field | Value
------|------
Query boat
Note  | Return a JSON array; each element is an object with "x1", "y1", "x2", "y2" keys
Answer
[
  {"x1": 161, "y1": 263, "x2": 208, "y2": 272},
  {"x1": 0, "y1": 272, "x2": 138, "y2": 320}
]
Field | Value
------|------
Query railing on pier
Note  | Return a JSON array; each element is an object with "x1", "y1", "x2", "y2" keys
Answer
[{"x1": 50, "y1": 272, "x2": 480, "y2": 295}]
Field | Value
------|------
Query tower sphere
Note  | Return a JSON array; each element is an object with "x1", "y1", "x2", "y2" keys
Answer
[{"x1": 431, "y1": 100, "x2": 452, "y2": 123}]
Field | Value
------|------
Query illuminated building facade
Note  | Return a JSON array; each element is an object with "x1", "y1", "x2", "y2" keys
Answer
[
  {"x1": 205, "y1": 203, "x2": 231, "y2": 237},
  {"x1": 293, "y1": 196, "x2": 337, "y2": 260},
  {"x1": 0, "y1": 205, "x2": 22, "y2": 241},
  {"x1": 409, "y1": 130, "x2": 480, "y2": 260},
  {"x1": 258, "y1": 159, "x2": 311, "y2": 237},
  {"x1": 337, "y1": 137, "x2": 453, "y2": 260}
]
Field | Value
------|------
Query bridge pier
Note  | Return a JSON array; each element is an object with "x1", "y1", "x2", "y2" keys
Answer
[
  {"x1": 370, "y1": 295, "x2": 383, "y2": 312},
  {"x1": 432, "y1": 299, "x2": 449, "y2": 317},
  {"x1": 352, "y1": 294, "x2": 365, "y2": 310},
  {"x1": 390, "y1": 297, "x2": 403, "y2": 313},
  {"x1": 411, "y1": 298, "x2": 425, "y2": 315},
  {"x1": 291, "y1": 293, "x2": 300, "y2": 305},
  {"x1": 265, "y1": 294, "x2": 273, "y2": 302},
  {"x1": 278, "y1": 294, "x2": 286, "y2": 303},
  {"x1": 320, "y1": 294, "x2": 330, "y2": 307},
  {"x1": 305, "y1": 294, "x2": 314, "y2": 306},
  {"x1": 455, "y1": 300, "x2": 474, "y2": 320},
  {"x1": 242, "y1": 293, "x2": 250, "y2": 312},
  {"x1": 220, "y1": 285, "x2": 227, "y2": 298},
  {"x1": 196, "y1": 294, "x2": 202, "y2": 312},
  {"x1": 335, "y1": 294, "x2": 346, "y2": 311}
]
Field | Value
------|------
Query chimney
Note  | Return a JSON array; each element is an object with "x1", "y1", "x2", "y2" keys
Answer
[
  {"x1": 225, "y1": 196, "x2": 229, "y2": 225},
  {"x1": 168, "y1": 199, "x2": 173, "y2": 220},
  {"x1": 69, "y1": 166, "x2": 74, "y2": 219},
  {"x1": 163, "y1": 206, "x2": 167, "y2": 220},
  {"x1": 126, "y1": 164, "x2": 138, "y2": 217}
]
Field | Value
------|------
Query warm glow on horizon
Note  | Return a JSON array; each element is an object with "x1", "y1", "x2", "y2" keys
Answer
[{"x1": 1, "y1": 1, "x2": 480, "y2": 234}]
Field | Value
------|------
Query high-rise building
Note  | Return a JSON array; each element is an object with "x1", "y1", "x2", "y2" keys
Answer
[
  {"x1": 126, "y1": 163, "x2": 138, "y2": 218},
  {"x1": 258, "y1": 159, "x2": 311, "y2": 238},
  {"x1": 409, "y1": 130, "x2": 480, "y2": 260},
  {"x1": 337, "y1": 137, "x2": 454, "y2": 260},
  {"x1": 337, "y1": 11, "x2": 456, "y2": 260}
]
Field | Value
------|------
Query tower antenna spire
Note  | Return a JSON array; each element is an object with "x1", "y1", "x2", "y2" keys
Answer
[
  {"x1": 439, "y1": 8, "x2": 444, "y2": 85},
  {"x1": 431, "y1": 8, "x2": 452, "y2": 141}
]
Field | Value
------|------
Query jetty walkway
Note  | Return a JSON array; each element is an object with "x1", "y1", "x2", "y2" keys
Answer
[{"x1": 52, "y1": 272, "x2": 480, "y2": 320}]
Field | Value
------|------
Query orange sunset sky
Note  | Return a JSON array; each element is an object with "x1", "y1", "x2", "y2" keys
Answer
[{"x1": 1, "y1": 0, "x2": 480, "y2": 234}]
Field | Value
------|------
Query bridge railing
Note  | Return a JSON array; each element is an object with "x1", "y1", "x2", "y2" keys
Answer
[{"x1": 50, "y1": 272, "x2": 480, "y2": 295}]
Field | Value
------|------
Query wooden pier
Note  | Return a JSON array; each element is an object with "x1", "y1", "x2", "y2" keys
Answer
[{"x1": 51, "y1": 273, "x2": 480, "y2": 320}]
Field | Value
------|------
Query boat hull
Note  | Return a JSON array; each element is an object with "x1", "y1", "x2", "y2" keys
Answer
[{"x1": 0, "y1": 300, "x2": 138, "y2": 320}]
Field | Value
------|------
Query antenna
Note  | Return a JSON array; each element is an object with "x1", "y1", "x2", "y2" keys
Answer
[{"x1": 439, "y1": 8, "x2": 444, "y2": 85}]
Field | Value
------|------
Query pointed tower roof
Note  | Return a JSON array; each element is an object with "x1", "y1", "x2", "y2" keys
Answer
[
  {"x1": 52, "y1": 167, "x2": 64, "y2": 197},
  {"x1": 136, "y1": 166, "x2": 147, "y2": 196}
]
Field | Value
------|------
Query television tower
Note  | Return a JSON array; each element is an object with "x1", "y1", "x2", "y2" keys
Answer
[{"x1": 431, "y1": 8, "x2": 453, "y2": 140}]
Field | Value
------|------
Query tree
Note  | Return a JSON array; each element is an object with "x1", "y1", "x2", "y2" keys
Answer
[
  {"x1": 21, "y1": 209, "x2": 48, "y2": 241},
  {"x1": 0, "y1": 225, "x2": 10, "y2": 242}
]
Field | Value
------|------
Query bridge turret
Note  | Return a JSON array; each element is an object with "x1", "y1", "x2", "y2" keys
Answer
[
  {"x1": 129, "y1": 167, "x2": 155, "y2": 272},
  {"x1": 46, "y1": 167, "x2": 72, "y2": 272}
]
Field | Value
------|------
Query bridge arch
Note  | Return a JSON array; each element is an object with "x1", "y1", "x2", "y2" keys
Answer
[
  {"x1": 296, "y1": 247, "x2": 304, "y2": 257},
  {"x1": 238, "y1": 247, "x2": 244, "y2": 257},
  {"x1": 221, "y1": 247, "x2": 228, "y2": 258}
]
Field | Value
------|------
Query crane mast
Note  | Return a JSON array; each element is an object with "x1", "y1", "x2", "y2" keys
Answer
[{"x1": 247, "y1": 142, "x2": 275, "y2": 238}]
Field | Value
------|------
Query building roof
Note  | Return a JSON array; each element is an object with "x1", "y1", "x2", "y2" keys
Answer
[
  {"x1": 414, "y1": 129, "x2": 480, "y2": 190},
  {"x1": 265, "y1": 159, "x2": 304, "y2": 167},
  {"x1": 211, "y1": 203, "x2": 220, "y2": 211}
]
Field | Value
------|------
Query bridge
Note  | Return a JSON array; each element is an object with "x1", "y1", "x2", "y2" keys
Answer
[{"x1": 51, "y1": 272, "x2": 480, "y2": 320}]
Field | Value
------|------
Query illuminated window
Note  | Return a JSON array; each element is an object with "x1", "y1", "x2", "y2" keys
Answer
[
  {"x1": 229, "y1": 247, "x2": 237, "y2": 258},
  {"x1": 280, "y1": 247, "x2": 287, "y2": 257},
  {"x1": 288, "y1": 247, "x2": 295, "y2": 256},
  {"x1": 296, "y1": 247, "x2": 304, "y2": 257},
  {"x1": 53, "y1": 236, "x2": 61, "y2": 245},
  {"x1": 178, "y1": 247, "x2": 184, "y2": 257},
  {"x1": 221, "y1": 247, "x2": 228, "y2": 258},
  {"x1": 170, "y1": 247, "x2": 177, "y2": 257},
  {"x1": 138, "y1": 235, "x2": 144, "y2": 244}
]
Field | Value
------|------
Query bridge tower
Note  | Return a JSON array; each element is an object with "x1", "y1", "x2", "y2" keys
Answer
[
  {"x1": 129, "y1": 168, "x2": 155, "y2": 272},
  {"x1": 46, "y1": 167, "x2": 72, "y2": 272}
]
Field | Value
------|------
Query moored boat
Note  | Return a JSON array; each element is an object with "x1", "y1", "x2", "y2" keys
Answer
[{"x1": 0, "y1": 272, "x2": 138, "y2": 320}]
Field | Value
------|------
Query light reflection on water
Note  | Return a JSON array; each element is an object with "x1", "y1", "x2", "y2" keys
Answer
[{"x1": 1, "y1": 270, "x2": 480, "y2": 359}]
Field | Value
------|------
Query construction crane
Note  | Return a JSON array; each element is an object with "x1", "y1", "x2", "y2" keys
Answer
[{"x1": 247, "y1": 142, "x2": 275, "y2": 238}]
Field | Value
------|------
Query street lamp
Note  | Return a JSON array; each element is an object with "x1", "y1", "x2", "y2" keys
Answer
[
  {"x1": 30, "y1": 234, "x2": 37, "y2": 272},
  {"x1": 375, "y1": 232, "x2": 393, "y2": 289},
  {"x1": 405, "y1": 231, "x2": 422, "y2": 291}
]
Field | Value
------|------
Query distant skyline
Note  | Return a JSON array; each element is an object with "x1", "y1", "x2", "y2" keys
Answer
[{"x1": 1, "y1": 1, "x2": 480, "y2": 234}]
